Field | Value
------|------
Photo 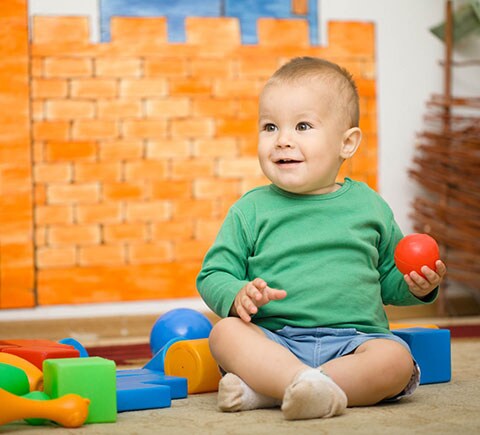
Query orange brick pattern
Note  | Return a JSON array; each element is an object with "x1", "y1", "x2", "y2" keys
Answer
[
  {"x1": 1, "y1": 7, "x2": 377, "y2": 306},
  {"x1": 0, "y1": 0, "x2": 35, "y2": 308}
]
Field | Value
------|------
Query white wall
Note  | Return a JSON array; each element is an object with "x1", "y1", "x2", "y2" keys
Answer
[
  {"x1": 320, "y1": 0, "x2": 445, "y2": 233},
  {"x1": 320, "y1": 0, "x2": 479, "y2": 233}
]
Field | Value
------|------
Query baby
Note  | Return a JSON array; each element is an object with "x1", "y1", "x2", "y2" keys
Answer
[{"x1": 196, "y1": 57, "x2": 447, "y2": 420}]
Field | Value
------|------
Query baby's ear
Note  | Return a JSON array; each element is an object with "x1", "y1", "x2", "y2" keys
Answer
[{"x1": 340, "y1": 127, "x2": 362, "y2": 159}]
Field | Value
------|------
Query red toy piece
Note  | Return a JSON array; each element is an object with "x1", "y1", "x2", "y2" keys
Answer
[
  {"x1": 394, "y1": 233, "x2": 440, "y2": 278},
  {"x1": 0, "y1": 340, "x2": 79, "y2": 371}
]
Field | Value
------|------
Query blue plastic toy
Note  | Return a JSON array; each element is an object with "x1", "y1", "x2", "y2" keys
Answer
[
  {"x1": 115, "y1": 308, "x2": 212, "y2": 412},
  {"x1": 392, "y1": 327, "x2": 451, "y2": 385},
  {"x1": 144, "y1": 337, "x2": 185, "y2": 372},
  {"x1": 116, "y1": 368, "x2": 187, "y2": 412},
  {"x1": 58, "y1": 338, "x2": 89, "y2": 357},
  {"x1": 117, "y1": 369, "x2": 187, "y2": 399},
  {"x1": 149, "y1": 308, "x2": 212, "y2": 355},
  {"x1": 116, "y1": 382, "x2": 171, "y2": 412}
]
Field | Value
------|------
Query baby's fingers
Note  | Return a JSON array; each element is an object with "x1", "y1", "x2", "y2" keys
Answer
[
  {"x1": 243, "y1": 280, "x2": 264, "y2": 302},
  {"x1": 235, "y1": 300, "x2": 254, "y2": 322},
  {"x1": 434, "y1": 260, "x2": 447, "y2": 278},
  {"x1": 250, "y1": 278, "x2": 267, "y2": 301},
  {"x1": 265, "y1": 287, "x2": 287, "y2": 301},
  {"x1": 419, "y1": 267, "x2": 441, "y2": 286}
]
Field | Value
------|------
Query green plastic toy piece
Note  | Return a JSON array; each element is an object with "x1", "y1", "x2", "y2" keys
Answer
[
  {"x1": 43, "y1": 357, "x2": 117, "y2": 423},
  {"x1": 0, "y1": 362, "x2": 30, "y2": 395}
]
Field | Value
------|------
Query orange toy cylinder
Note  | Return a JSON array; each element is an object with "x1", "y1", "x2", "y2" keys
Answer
[
  {"x1": 0, "y1": 389, "x2": 90, "y2": 428},
  {"x1": 164, "y1": 338, "x2": 221, "y2": 394}
]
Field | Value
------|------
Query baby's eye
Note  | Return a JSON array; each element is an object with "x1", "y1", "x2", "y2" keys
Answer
[
  {"x1": 296, "y1": 122, "x2": 311, "y2": 131},
  {"x1": 263, "y1": 123, "x2": 277, "y2": 132}
]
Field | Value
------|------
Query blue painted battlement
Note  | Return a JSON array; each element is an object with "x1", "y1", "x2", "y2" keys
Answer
[{"x1": 100, "y1": 0, "x2": 318, "y2": 44}]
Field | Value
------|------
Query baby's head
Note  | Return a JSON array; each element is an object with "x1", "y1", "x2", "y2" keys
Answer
[
  {"x1": 257, "y1": 57, "x2": 362, "y2": 195},
  {"x1": 264, "y1": 56, "x2": 359, "y2": 130}
]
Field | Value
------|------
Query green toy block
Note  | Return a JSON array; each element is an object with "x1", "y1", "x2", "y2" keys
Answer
[{"x1": 43, "y1": 357, "x2": 117, "y2": 423}]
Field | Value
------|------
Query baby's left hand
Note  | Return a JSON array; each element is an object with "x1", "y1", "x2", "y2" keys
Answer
[{"x1": 404, "y1": 260, "x2": 447, "y2": 298}]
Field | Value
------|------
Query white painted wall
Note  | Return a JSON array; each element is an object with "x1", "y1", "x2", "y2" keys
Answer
[
  {"x1": 320, "y1": 0, "x2": 445, "y2": 233},
  {"x1": 320, "y1": 0, "x2": 479, "y2": 233}
]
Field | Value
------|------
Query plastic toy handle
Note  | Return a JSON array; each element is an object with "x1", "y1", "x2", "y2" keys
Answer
[
  {"x1": 0, "y1": 388, "x2": 90, "y2": 428},
  {"x1": 0, "y1": 353, "x2": 44, "y2": 391}
]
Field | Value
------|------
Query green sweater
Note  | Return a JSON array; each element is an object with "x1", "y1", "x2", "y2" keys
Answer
[{"x1": 196, "y1": 178, "x2": 436, "y2": 334}]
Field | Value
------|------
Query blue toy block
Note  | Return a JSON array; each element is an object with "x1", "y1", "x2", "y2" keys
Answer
[
  {"x1": 117, "y1": 369, "x2": 188, "y2": 399},
  {"x1": 117, "y1": 368, "x2": 156, "y2": 377},
  {"x1": 115, "y1": 347, "x2": 189, "y2": 412},
  {"x1": 117, "y1": 382, "x2": 171, "y2": 412},
  {"x1": 392, "y1": 327, "x2": 451, "y2": 385}
]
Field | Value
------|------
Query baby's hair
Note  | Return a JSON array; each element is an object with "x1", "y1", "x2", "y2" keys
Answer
[{"x1": 267, "y1": 57, "x2": 360, "y2": 128}]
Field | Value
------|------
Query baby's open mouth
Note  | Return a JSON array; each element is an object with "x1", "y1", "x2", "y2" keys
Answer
[{"x1": 276, "y1": 159, "x2": 302, "y2": 164}]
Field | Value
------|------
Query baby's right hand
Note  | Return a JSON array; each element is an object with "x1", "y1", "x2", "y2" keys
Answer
[{"x1": 231, "y1": 278, "x2": 287, "y2": 323}]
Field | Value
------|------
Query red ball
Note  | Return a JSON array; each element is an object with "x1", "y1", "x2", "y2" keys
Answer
[{"x1": 394, "y1": 233, "x2": 440, "y2": 277}]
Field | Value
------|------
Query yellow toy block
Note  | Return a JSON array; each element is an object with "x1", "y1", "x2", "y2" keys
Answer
[
  {"x1": 390, "y1": 322, "x2": 439, "y2": 330},
  {"x1": 164, "y1": 338, "x2": 221, "y2": 394}
]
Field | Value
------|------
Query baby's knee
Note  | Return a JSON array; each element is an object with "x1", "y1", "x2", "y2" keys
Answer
[
  {"x1": 209, "y1": 317, "x2": 243, "y2": 350},
  {"x1": 360, "y1": 339, "x2": 414, "y2": 397},
  {"x1": 391, "y1": 344, "x2": 414, "y2": 376},
  {"x1": 382, "y1": 343, "x2": 414, "y2": 395}
]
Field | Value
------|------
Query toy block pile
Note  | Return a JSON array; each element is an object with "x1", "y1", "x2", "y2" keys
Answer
[
  {"x1": 0, "y1": 339, "x2": 117, "y2": 428},
  {"x1": 0, "y1": 309, "x2": 223, "y2": 428},
  {"x1": 0, "y1": 310, "x2": 452, "y2": 430},
  {"x1": 0, "y1": 337, "x2": 193, "y2": 428}
]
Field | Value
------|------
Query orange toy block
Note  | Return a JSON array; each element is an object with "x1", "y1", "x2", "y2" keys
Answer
[
  {"x1": 0, "y1": 388, "x2": 89, "y2": 428},
  {"x1": 0, "y1": 353, "x2": 43, "y2": 391},
  {"x1": 390, "y1": 323, "x2": 439, "y2": 330},
  {"x1": 164, "y1": 338, "x2": 221, "y2": 394},
  {"x1": 0, "y1": 339, "x2": 79, "y2": 370}
]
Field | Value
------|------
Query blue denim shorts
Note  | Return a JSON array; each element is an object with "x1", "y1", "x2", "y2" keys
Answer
[{"x1": 258, "y1": 325, "x2": 420, "y2": 400}]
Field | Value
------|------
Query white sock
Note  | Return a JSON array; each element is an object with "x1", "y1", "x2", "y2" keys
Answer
[
  {"x1": 281, "y1": 368, "x2": 347, "y2": 420},
  {"x1": 217, "y1": 373, "x2": 281, "y2": 412}
]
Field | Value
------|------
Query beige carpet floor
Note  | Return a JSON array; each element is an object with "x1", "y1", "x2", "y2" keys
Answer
[{"x1": 1, "y1": 338, "x2": 479, "y2": 435}]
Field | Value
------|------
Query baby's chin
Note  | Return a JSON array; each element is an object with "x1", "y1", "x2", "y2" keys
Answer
[
  {"x1": 274, "y1": 181, "x2": 339, "y2": 195},
  {"x1": 273, "y1": 182, "x2": 312, "y2": 195}
]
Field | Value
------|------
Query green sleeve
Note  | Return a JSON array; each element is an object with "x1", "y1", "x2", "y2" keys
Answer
[
  {"x1": 196, "y1": 206, "x2": 253, "y2": 318},
  {"x1": 378, "y1": 218, "x2": 438, "y2": 306}
]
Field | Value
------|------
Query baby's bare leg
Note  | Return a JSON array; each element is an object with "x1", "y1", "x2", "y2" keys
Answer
[
  {"x1": 321, "y1": 339, "x2": 414, "y2": 406},
  {"x1": 210, "y1": 317, "x2": 347, "y2": 419},
  {"x1": 209, "y1": 317, "x2": 306, "y2": 399}
]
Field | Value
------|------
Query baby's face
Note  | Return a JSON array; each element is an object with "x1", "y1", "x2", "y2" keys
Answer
[{"x1": 258, "y1": 79, "x2": 348, "y2": 195}]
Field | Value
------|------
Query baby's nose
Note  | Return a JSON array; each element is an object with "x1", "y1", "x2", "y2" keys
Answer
[
  {"x1": 276, "y1": 132, "x2": 294, "y2": 148},
  {"x1": 276, "y1": 141, "x2": 293, "y2": 148}
]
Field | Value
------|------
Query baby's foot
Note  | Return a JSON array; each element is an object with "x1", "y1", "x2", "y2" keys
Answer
[
  {"x1": 281, "y1": 369, "x2": 347, "y2": 420},
  {"x1": 217, "y1": 373, "x2": 281, "y2": 412}
]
